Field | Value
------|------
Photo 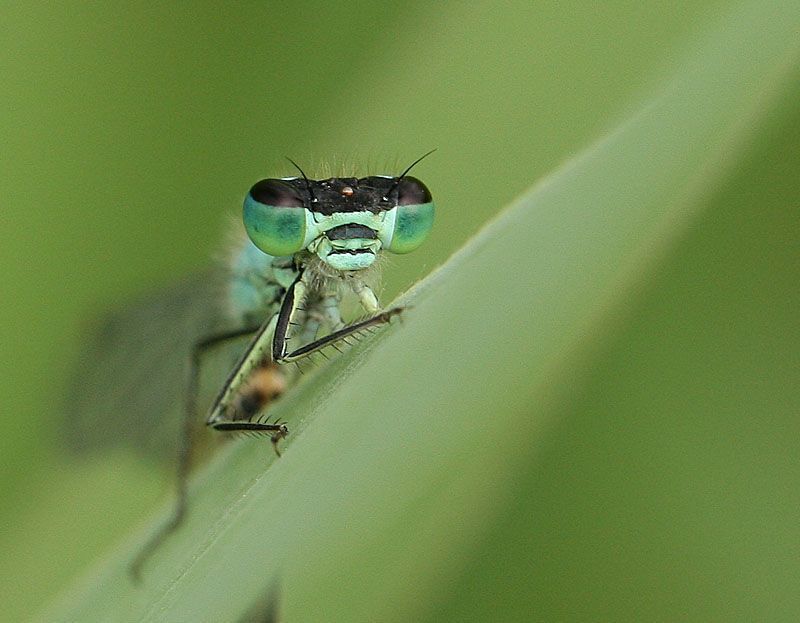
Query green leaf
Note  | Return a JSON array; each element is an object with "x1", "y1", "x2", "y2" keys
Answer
[{"x1": 39, "y1": 2, "x2": 800, "y2": 621}]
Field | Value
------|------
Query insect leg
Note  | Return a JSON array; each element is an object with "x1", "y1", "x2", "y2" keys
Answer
[
  {"x1": 270, "y1": 273, "x2": 404, "y2": 363},
  {"x1": 277, "y1": 308, "x2": 403, "y2": 362},
  {"x1": 130, "y1": 324, "x2": 259, "y2": 580},
  {"x1": 205, "y1": 314, "x2": 289, "y2": 443}
]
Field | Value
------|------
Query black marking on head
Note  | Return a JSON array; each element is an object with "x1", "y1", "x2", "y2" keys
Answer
[
  {"x1": 263, "y1": 175, "x2": 432, "y2": 215},
  {"x1": 329, "y1": 248, "x2": 375, "y2": 255},
  {"x1": 326, "y1": 223, "x2": 378, "y2": 240},
  {"x1": 282, "y1": 177, "x2": 397, "y2": 215},
  {"x1": 250, "y1": 153, "x2": 434, "y2": 215}
]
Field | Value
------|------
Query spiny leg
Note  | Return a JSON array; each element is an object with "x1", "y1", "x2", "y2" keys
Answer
[
  {"x1": 277, "y1": 308, "x2": 403, "y2": 362},
  {"x1": 130, "y1": 324, "x2": 259, "y2": 580},
  {"x1": 204, "y1": 315, "x2": 290, "y2": 443},
  {"x1": 271, "y1": 270, "x2": 405, "y2": 364},
  {"x1": 208, "y1": 359, "x2": 289, "y2": 455},
  {"x1": 130, "y1": 276, "x2": 402, "y2": 577},
  {"x1": 212, "y1": 421, "x2": 288, "y2": 456}
]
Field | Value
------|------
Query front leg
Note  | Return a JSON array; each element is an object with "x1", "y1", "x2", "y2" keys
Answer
[
  {"x1": 204, "y1": 270, "x2": 309, "y2": 436},
  {"x1": 351, "y1": 279, "x2": 380, "y2": 314},
  {"x1": 277, "y1": 309, "x2": 403, "y2": 362},
  {"x1": 272, "y1": 276, "x2": 403, "y2": 363}
]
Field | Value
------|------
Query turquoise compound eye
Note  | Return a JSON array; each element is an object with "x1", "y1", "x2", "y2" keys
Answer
[
  {"x1": 244, "y1": 179, "x2": 309, "y2": 257},
  {"x1": 386, "y1": 176, "x2": 435, "y2": 254}
]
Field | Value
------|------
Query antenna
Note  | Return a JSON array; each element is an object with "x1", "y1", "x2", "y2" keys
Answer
[
  {"x1": 386, "y1": 149, "x2": 436, "y2": 198},
  {"x1": 286, "y1": 157, "x2": 317, "y2": 202}
]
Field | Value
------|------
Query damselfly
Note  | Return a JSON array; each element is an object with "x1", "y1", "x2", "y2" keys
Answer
[{"x1": 68, "y1": 153, "x2": 435, "y2": 577}]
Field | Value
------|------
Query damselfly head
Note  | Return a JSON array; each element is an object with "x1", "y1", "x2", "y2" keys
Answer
[{"x1": 243, "y1": 170, "x2": 435, "y2": 271}]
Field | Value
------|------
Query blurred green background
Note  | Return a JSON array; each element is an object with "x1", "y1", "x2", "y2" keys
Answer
[{"x1": 2, "y1": 1, "x2": 798, "y2": 621}]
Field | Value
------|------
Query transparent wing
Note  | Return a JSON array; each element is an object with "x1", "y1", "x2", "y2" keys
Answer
[{"x1": 63, "y1": 270, "x2": 248, "y2": 462}]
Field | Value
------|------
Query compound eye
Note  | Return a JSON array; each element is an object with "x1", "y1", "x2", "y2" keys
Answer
[
  {"x1": 385, "y1": 177, "x2": 435, "y2": 254},
  {"x1": 243, "y1": 179, "x2": 309, "y2": 257},
  {"x1": 396, "y1": 176, "x2": 432, "y2": 206},
  {"x1": 249, "y1": 178, "x2": 305, "y2": 207}
]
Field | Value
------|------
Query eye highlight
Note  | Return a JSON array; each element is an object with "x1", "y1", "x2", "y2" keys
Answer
[{"x1": 244, "y1": 179, "x2": 310, "y2": 257}]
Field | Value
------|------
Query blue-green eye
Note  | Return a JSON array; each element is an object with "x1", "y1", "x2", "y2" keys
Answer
[
  {"x1": 385, "y1": 176, "x2": 435, "y2": 254},
  {"x1": 244, "y1": 179, "x2": 309, "y2": 257}
]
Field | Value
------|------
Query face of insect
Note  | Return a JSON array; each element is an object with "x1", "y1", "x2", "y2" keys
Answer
[{"x1": 243, "y1": 175, "x2": 435, "y2": 271}]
